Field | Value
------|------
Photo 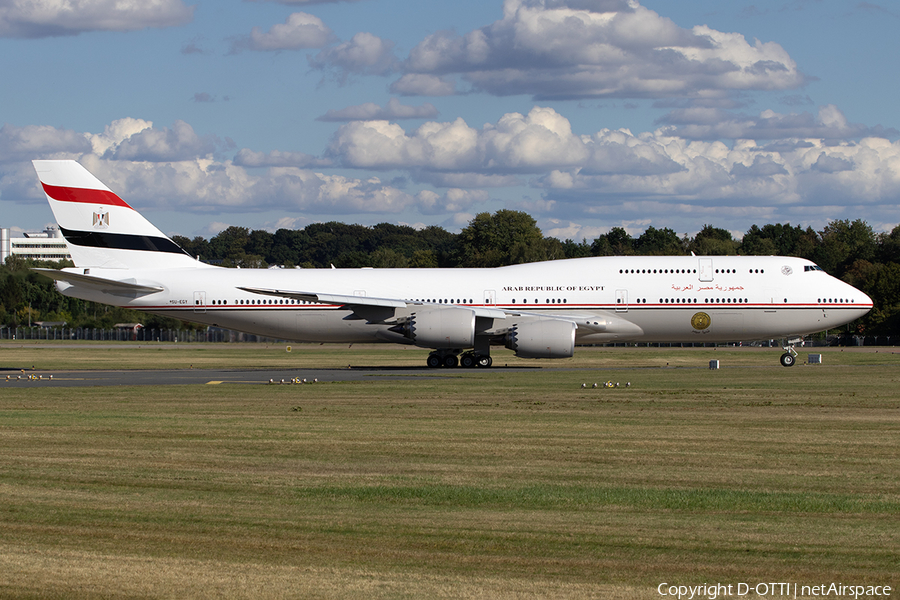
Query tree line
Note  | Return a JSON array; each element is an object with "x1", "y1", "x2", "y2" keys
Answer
[{"x1": 3, "y1": 210, "x2": 899, "y2": 335}]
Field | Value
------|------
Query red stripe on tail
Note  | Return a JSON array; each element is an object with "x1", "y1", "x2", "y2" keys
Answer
[{"x1": 41, "y1": 183, "x2": 132, "y2": 208}]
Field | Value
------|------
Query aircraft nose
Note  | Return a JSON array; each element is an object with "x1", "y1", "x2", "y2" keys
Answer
[
  {"x1": 859, "y1": 289, "x2": 874, "y2": 309},
  {"x1": 846, "y1": 281, "x2": 873, "y2": 311}
]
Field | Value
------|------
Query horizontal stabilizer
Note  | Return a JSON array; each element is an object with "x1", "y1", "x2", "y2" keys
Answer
[{"x1": 33, "y1": 268, "x2": 164, "y2": 296}]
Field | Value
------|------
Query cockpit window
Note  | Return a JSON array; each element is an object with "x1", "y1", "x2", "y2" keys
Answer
[{"x1": 804, "y1": 265, "x2": 824, "y2": 272}]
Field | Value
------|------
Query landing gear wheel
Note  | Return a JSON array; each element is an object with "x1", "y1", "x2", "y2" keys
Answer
[
  {"x1": 426, "y1": 353, "x2": 442, "y2": 368},
  {"x1": 460, "y1": 353, "x2": 477, "y2": 368},
  {"x1": 443, "y1": 354, "x2": 458, "y2": 368},
  {"x1": 780, "y1": 352, "x2": 796, "y2": 367},
  {"x1": 476, "y1": 355, "x2": 493, "y2": 368}
]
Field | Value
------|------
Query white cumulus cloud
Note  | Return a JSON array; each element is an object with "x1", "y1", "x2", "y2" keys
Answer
[
  {"x1": 657, "y1": 105, "x2": 896, "y2": 141},
  {"x1": 245, "y1": 0, "x2": 364, "y2": 4},
  {"x1": 326, "y1": 105, "x2": 679, "y2": 175},
  {"x1": 309, "y1": 31, "x2": 398, "y2": 78},
  {"x1": 397, "y1": 0, "x2": 807, "y2": 99},
  {"x1": 99, "y1": 120, "x2": 227, "y2": 162},
  {"x1": 233, "y1": 148, "x2": 333, "y2": 168},
  {"x1": 0, "y1": 118, "x2": 434, "y2": 217},
  {"x1": 0, "y1": 123, "x2": 92, "y2": 162},
  {"x1": 0, "y1": 0, "x2": 193, "y2": 38},
  {"x1": 318, "y1": 98, "x2": 439, "y2": 122},
  {"x1": 231, "y1": 12, "x2": 334, "y2": 52},
  {"x1": 390, "y1": 74, "x2": 458, "y2": 96},
  {"x1": 416, "y1": 188, "x2": 490, "y2": 215},
  {"x1": 4, "y1": 107, "x2": 900, "y2": 235}
]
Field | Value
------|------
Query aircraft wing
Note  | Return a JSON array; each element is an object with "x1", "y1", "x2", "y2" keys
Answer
[
  {"x1": 239, "y1": 287, "x2": 638, "y2": 331},
  {"x1": 33, "y1": 268, "x2": 164, "y2": 296},
  {"x1": 239, "y1": 287, "x2": 408, "y2": 308},
  {"x1": 239, "y1": 287, "x2": 508, "y2": 319}
]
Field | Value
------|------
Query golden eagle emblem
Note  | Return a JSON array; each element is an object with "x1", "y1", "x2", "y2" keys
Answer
[{"x1": 691, "y1": 312, "x2": 711, "y2": 330}]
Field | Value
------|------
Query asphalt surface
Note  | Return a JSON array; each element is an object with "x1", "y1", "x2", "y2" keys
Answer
[{"x1": 0, "y1": 365, "x2": 539, "y2": 387}]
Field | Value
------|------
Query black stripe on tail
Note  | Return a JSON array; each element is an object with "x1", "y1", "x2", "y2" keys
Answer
[{"x1": 60, "y1": 227, "x2": 190, "y2": 255}]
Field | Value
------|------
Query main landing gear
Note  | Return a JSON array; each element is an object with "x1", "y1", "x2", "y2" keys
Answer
[
  {"x1": 426, "y1": 350, "x2": 492, "y2": 368},
  {"x1": 779, "y1": 338, "x2": 801, "y2": 367}
]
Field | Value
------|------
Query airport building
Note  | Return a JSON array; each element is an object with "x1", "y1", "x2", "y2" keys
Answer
[{"x1": 1, "y1": 226, "x2": 71, "y2": 264}]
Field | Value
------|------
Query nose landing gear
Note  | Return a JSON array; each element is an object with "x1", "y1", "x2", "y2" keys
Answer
[{"x1": 780, "y1": 338, "x2": 801, "y2": 367}]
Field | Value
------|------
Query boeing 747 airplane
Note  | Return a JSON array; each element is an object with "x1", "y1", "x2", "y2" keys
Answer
[{"x1": 31, "y1": 160, "x2": 872, "y2": 368}]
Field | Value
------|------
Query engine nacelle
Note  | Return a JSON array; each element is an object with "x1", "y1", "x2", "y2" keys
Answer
[
  {"x1": 505, "y1": 318, "x2": 576, "y2": 359},
  {"x1": 390, "y1": 306, "x2": 475, "y2": 349}
]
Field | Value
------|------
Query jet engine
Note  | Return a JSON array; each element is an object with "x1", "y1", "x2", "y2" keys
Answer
[
  {"x1": 505, "y1": 318, "x2": 576, "y2": 358},
  {"x1": 388, "y1": 306, "x2": 476, "y2": 349}
]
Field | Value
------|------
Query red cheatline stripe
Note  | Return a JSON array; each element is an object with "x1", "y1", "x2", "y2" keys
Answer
[{"x1": 41, "y1": 183, "x2": 132, "y2": 208}]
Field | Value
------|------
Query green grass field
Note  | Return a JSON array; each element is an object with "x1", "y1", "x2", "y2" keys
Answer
[{"x1": 1, "y1": 343, "x2": 898, "y2": 598}]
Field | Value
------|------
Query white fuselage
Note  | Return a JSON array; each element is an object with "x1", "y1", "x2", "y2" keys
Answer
[{"x1": 55, "y1": 254, "x2": 872, "y2": 345}]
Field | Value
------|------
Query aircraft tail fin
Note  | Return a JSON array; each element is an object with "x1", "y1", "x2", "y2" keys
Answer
[{"x1": 32, "y1": 160, "x2": 198, "y2": 270}]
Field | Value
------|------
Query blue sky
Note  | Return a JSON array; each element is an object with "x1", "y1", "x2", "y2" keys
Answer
[{"x1": 2, "y1": 0, "x2": 899, "y2": 243}]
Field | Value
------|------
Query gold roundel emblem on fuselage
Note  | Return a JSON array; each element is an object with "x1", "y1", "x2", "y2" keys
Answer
[{"x1": 691, "y1": 312, "x2": 711, "y2": 330}]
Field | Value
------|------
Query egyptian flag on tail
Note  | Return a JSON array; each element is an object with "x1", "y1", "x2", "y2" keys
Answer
[{"x1": 33, "y1": 160, "x2": 197, "y2": 270}]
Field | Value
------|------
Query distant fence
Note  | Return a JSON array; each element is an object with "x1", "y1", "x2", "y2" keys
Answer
[
  {"x1": 0, "y1": 327, "x2": 283, "y2": 343},
  {"x1": 1, "y1": 326, "x2": 897, "y2": 347}
]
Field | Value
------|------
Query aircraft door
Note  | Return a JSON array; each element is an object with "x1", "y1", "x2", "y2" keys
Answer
[
  {"x1": 698, "y1": 258, "x2": 714, "y2": 282},
  {"x1": 193, "y1": 291, "x2": 206, "y2": 313},
  {"x1": 483, "y1": 290, "x2": 496, "y2": 305},
  {"x1": 615, "y1": 289, "x2": 628, "y2": 312}
]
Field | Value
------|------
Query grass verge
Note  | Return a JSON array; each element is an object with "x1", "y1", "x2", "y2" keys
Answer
[{"x1": 0, "y1": 345, "x2": 898, "y2": 598}]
